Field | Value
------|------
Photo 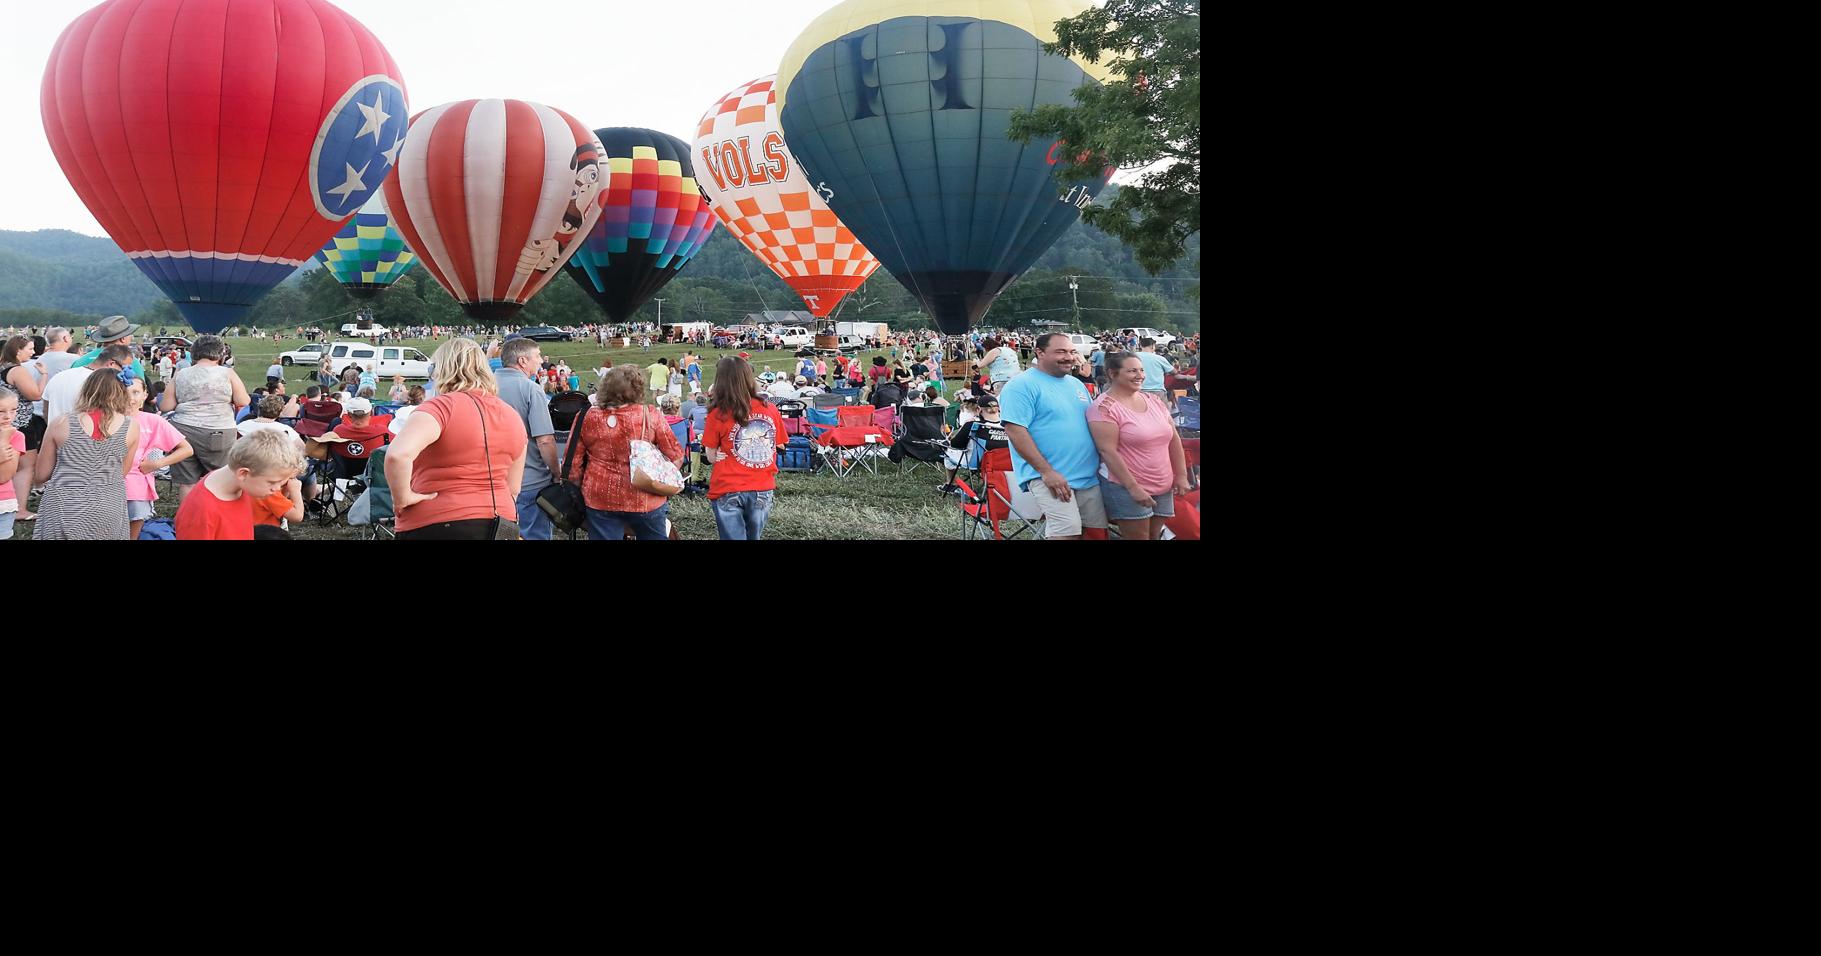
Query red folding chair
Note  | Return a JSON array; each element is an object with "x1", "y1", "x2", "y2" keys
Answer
[
  {"x1": 954, "y1": 447, "x2": 1043, "y2": 539},
  {"x1": 837, "y1": 405, "x2": 874, "y2": 429}
]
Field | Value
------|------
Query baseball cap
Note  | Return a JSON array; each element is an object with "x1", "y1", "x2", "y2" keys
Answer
[
  {"x1": 976, "y1": 394, "x2": 1000, "y2": 408},
  {"x1": 344, "y1": 397, "x2": 374, "y2": 415}
]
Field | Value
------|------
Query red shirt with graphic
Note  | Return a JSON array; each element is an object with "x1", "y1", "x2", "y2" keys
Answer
[{"x1": 702, "y1": 400, "x2": 787, "y2": 499}]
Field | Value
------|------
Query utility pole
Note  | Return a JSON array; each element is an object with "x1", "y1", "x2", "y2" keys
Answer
[
  {"x1": 1069, "y1": 276, "x2": 1080, "y2": 331},
  {"x1": 655, "y1": 297, "x2": 665, "y2": 329}
]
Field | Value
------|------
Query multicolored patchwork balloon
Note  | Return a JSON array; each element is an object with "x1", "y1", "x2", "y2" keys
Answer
[
  {"x1": 776, "y1": 0, "x2": 1116, "y2": 335},
  {"x1": 694, "y1": 76, "x2": 880, "y2": 318},
  {"x1": 314, "y1": 195, "x2": 418, "y2": 299},
  {"x1": 382, "y1": 99, "x2": 608, "y2": 322},
  {"x1": 565, "y1": 128, "x2": 717, "y2": 322},
  {"x1": 41, "y1": 0, "x2": 408, "y2": 333}
]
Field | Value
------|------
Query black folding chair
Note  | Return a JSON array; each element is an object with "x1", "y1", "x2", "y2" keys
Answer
[{"x1": 893, "y1": 404, "x2": 949, "y2": 478}]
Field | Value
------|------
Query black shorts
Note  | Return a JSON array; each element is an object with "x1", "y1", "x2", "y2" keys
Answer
[{"x1": 21, "y1": 414, "x2": 47, "y2": 452}]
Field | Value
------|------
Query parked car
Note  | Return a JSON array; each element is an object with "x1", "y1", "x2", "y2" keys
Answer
[
  {"x1": 340, "y1": 322, "x2": 390, "y2": 338},
  {"x1": 323, "y1": 342, "x2": 432, "y2": 379},
  {"x1": 518, "y1": 326, "x2": 573, "y2": 342},
  {"x1": 147, "y1": 335, "x2": 194, "y2": 351},
  {"x1": 1067, "y1": 333, "x2": 1102, "y2": 359},
  {"x1": 1116, "y1": 327, "x2": 1176, "y2": 347},
  {"x1": 280, "y1": 343, "x2": 327, "y2": 367}
]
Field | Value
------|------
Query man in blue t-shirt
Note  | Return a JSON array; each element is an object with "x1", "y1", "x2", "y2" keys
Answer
[
  {"x1": 997, "y1": 332, "x2": 1105, "y2": 540},
  {"x1": 1137, "y1": 339, "x2": 1175, "y2": 401}
]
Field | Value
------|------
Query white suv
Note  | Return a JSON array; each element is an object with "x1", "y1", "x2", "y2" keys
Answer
[{"x1": 323, "y1": 342, "x2": 432, "y2": 379}]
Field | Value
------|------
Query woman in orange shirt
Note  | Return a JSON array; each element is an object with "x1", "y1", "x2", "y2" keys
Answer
[{"x1": 385, "y1": 339, "x2": 529, "y2": 540}]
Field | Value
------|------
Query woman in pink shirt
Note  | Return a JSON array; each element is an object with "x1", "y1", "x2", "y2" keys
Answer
[
  {"x1": 1086, "y1": 352, "x2": 1191, "y2": 541},
  {"x1": 123, "y1": 377, "x2": 195, "y2": 540}
]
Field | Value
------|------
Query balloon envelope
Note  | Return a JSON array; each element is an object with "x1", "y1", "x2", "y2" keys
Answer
[
  {"x1": 382, "y1": 100, "x2": 608, "y2": 322},
  {"x1": 41, "y1": 0, "x2": 408, "y2": 333},
  {"x1": 693, "y1": 76, "x2": 880, "y2": 317},
  {"x1": 314, "y1": 195, "x2": 418, "y2": 300},
  {"x1": 565, "y1": 128, "x2": 717, "y2": 322},
  {"x1": 776, "y1": 0, "x2": 1114, "y2": 335}
]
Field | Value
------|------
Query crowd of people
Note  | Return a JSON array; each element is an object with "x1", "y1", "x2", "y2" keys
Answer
[{"x1": 0, "y1": 313, "x2": 1198, "y2": 541}]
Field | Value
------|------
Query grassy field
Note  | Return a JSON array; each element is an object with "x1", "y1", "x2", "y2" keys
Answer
[{"x1": 16, "y1": 334, "x2": 975, "y2": 540}]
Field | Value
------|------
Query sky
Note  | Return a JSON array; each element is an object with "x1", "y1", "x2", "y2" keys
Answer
[{"x1": 2, "y1": 0, "x2": 825, "y2": 236}]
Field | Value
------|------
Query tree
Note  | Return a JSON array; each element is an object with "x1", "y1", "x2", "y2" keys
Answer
[{"x1": 1008, "y1": 0, "x2": 1200, "y2": 274}]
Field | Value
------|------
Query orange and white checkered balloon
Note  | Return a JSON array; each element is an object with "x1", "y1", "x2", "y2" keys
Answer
[{"x1": 694, "y1": 76, "x2": 880, "y2": 317}]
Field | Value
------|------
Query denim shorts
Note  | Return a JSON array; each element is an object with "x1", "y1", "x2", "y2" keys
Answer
[
  {"x1": 1099, "y1": 478, "x2": 1174, "y2": 521},
  {"x1": 0, "y1": 510, "x2": 14, "y2": 540},
  {"x1": 127, "y1": 499, "x2": 155, "y2": 522}
]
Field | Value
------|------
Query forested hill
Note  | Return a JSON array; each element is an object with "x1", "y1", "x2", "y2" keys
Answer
[{"x1": 1, "y1": 186, "x2": 1198, "y2": 333}]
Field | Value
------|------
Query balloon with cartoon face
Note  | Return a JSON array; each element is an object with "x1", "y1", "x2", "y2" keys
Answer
[{"x1": 382, "y1": 99, "x2": 608, "y2": 322}]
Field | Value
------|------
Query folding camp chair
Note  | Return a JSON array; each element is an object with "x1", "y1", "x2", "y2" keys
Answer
[
  {"x1": 811, "y1": 392, "x2": 847, "y2": 410},
  {"x1": 350, "y1": 446, "x2": 397, "y2": 539},
  {"x1": 836, "y1": 405, "x2": 875, "y2": 429},
  {"x1": 952, "y1": 447, "x2": 1044, "y2": 540},
  {"x1": 830, "y1": 386, "x2": 862, "y2": 404},
  {"x1": 806, "y1": 406, "x2": 880, "y2": 479},
  {"x1": 893, "y1": 404, "x2": 948, "y2": 477},
  {"x1": 871, "y1": 404, "x2": 897, "y2": 436}
]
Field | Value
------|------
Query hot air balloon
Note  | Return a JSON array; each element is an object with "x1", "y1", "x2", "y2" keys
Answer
[
  {"x1": 565, "y1": 129, "x2": 717, "y2": 322},
  {"x1": 382, "y1": 100, "x2": 608, "y2": 322},
  {"x1": 314, "y1": 195, "x2": 418, "y2": 299},
  {"x1": 693, "y1": 76, "x2": 880, "y2": 318},
  {"x1": 776, "y1": 0, "x2": 1116, "y2": 335},
  {"x1": 42, "y1": 0, "x2": 408, "y2": 334}
]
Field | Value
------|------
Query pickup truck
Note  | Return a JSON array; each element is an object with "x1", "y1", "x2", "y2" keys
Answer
[{"x1": 313, "y1": 341, "x2": 433, "y2": 378}]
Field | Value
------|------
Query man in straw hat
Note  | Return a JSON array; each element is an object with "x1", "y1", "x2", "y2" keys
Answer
[{"x1": 71, "y1": 315, "x2": 146, "y2": 381}]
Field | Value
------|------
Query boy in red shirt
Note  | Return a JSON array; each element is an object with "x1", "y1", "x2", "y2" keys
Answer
[{"x1": 175, "y1": 429, "x2": 303, "y2": 540}]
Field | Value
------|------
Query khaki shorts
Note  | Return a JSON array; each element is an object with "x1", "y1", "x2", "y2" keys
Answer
[
  {"x1": 170, "y1": 421, "x2": 238, "y2": 485},
  {"x1": 1025, "y1": 478, "x2": 1106, "y2": 538}
]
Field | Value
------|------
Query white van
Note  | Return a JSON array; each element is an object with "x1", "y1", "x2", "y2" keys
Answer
[{"x1": 325, "y1": 342, "x2": 432, "y2": 379}]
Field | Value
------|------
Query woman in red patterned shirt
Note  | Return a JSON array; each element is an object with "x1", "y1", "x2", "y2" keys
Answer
[{"x1": 564, "y1": 366, "x2": 683, "y2": 541}]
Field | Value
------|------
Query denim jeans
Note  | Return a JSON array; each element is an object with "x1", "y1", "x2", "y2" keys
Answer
[
  {"x1": 585, "y1": 504, "x2": 669, "y2": 541},
  {"x1": 516, "y1": 482, "x2": 553, "y2": 540},
  {"x1": 712, "y1": 490, "x2": 773, "y2": 540}
]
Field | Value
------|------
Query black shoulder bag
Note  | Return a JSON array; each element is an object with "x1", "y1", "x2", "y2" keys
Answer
[{"x1": 536, "y1": 407, "x2": 589, "y2": 533}]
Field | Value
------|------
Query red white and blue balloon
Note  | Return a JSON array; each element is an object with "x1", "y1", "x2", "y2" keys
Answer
[{"x1": 41, "y1": 0, "x2": 408, "y2": 333}]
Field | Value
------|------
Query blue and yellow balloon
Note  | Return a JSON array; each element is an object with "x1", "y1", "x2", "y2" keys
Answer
[
  {"x1": 777, "y1": 0, "x2": 1114, "y2": 335},
  {"x1": 314, "y1": 195, "x2": 418, "y2": 300}
]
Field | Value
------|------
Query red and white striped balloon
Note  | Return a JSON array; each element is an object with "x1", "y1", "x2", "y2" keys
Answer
[{"x1": 382, "y1": 99, "x2": 606, "y2": 321}]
